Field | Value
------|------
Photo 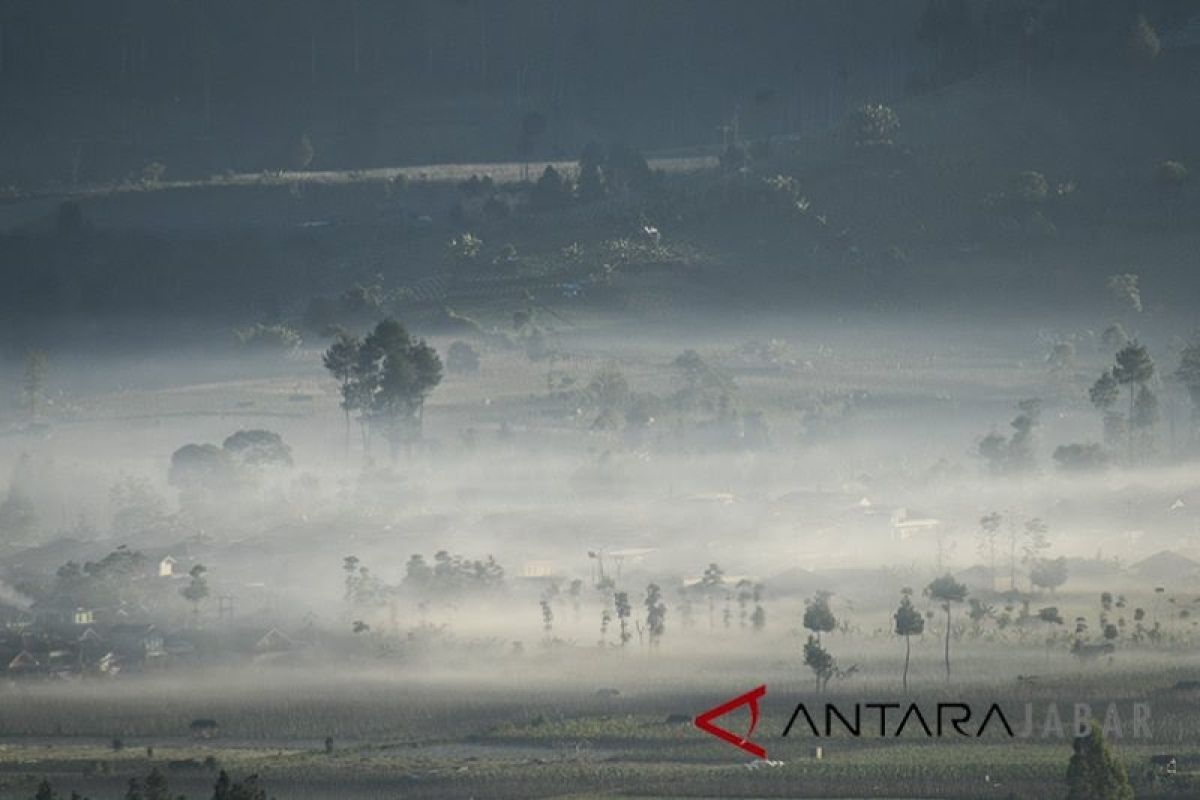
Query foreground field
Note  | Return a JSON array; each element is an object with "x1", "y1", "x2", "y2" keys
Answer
[{"x1": 2, "y1": 658, "x2": 1198, "y2": 799}]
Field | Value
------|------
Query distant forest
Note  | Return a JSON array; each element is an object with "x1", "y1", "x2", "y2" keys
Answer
[
  {"x1": 0, "y1": 0, "x2": 930, "y2": 184},
  {"x1": 0, "y1": 1, "x2": 1195, "y2": 185}
]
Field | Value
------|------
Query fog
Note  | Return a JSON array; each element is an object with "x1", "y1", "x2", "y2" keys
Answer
[{"x1": 2, "y1": 2, "x2": 1200, "y2": 798}]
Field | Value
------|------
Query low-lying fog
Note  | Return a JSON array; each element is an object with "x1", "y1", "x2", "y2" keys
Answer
[{"x1": 1, "y1": 309, "x2": 1197, "y2": 688}]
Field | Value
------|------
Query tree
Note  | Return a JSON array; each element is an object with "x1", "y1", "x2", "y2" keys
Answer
[
  {"x1": 22, "y1": 350, "x2": 48, "y2": 419},
  {"x1": 213, "y1": 770, "x2": 267, "y2": 800},
  {"x1": 893, "y1": 588, "x2": 925, "y2": 690},
  {"x1": 924, "y1": 574, "x2": 968, "y2": 681},
  {"x1": 977, "y1": 512, "x2": 1002, "y2": 587},
  {"x1": 751, "y1": 588, "x2": 766, "y2": 632},
  {"x1": 530, "y1": 165, "x2": 570, "y2": 210},
  {"x1": 168, "y1": 443, "x2": 233, "y2": 492},
  {"x1": 644, "y1": 583, "x2": 666, "y2": 647},
  {"x1": 1089, "y1": 369, "x2": 1124, "y2": 448},
  {"x1": 181, "y1": 564, "x2": 209, "y2": 623},
  {"x1": 1106, "y1": 273, "x2": 1142, "y2": 314},
  {"x1": 978, "y1": 399, "x2": 1041, "y2": 473},
  {"x1": 699, "y1": 563, "x2": 724, "y2": 629},
  {"x1": 123, "y1": 767, "x2": 168, "y2": 800},
  {"x1": 143, "y1": 768, "x2": 169, "y2": 800},
  {"x1": 735, "y1": 579, "x2": 753, "y2": 628},
  {"x1": 1065, "y1": 721, "x2": 1134, "y2": 800},
  {"x1": 1112, "y1": 341, "x2": 1155, "y2": 462},
  {"x1": 1102, "y1": 324, "x2": 1129, "y2": 351},
  {"x1": 1037, "y1": 606, "x2": 1064, "y2": 662},
  {"x1": 803, "y1": 634, "x2": 835, "y2": 692},
  {"x1": 1132, "y1": 385, "x2": 1159, "y2": 455},
  {"x1": 577, "y1": 142, "x2": 605, "y2": 202},
  {"x1": 1176, "y1": 340, "x2": 1200, "y2": 428},
  {"x1": 323, "y1": 332, "x2": 362, "y2": 452},
  {"x1": 222, "y1": 430, "x2": 293, "y2": 469},
  {"x1": 614, "y1": 591, "x2": 632, "y2": 647},
  {"x1": 803, "y1": 590, "x2": 836, "y2": 643},
  {"x1": 352, "y1": 319, "x2": 443, "y2": 457}
]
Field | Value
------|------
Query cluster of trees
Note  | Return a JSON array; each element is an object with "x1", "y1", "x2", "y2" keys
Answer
[
  {"x1": 1088, "y1": 341, "x2": 1157, "y2": 463},
  {"x1": 33, "y1": 768, "x2": 267, "y2": 800},
  {"x1": 915, "y1": 0, "x2": 1187, "y2": 90},
  {"x1": 983, "y1": 320, "x2": 1200, "y2": 472},
  {"x1": 556, "y1": 562, "x2": 768, "y2": 651},
  {"x1": 592, "y1": 583, "x2": 669, "y2": 650},
  {"x1": 169, "y1": 430, "x2": 293, "y2": 497},
  {"x1": 53, "y1": 546, "x2": 148, "y2": 609},
  {"x1": 323, "y1": 319, "x2": 443, "y2": 457},
  {"x1": 975, "y1": 512, "x2": 1064, "y2": 594},
  {"x1": 802, "y1": 590, "x2": 845, "y2": 692},
  {"x1": 450, "y1": 142, "x2": 657, "y2": 226},
  {"x1": 339, "y1": 551, "x2": 506, "y2": 624},
  {"x1": 403, "y1": 552, "x2": 505, "y2": 597},
  {"x1": 979, "y1": 399, "x2": 1042, "y2": 473}
]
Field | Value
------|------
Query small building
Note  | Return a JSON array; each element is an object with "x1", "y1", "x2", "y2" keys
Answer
[
  {"x1": 158, "y1": 556, "x2": 178, "y2": 577},
  {"x1": 251, "y1": 628, "x2": 294, "y2": 654},
  {"x1": 6, "y1": 649, "x2": 42, "y2": 675},
  {"x1": 520, "y1": 560, "x2": 556, "y2": 578}
]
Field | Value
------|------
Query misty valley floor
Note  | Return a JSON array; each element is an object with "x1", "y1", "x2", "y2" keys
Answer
[{"x1": 2, "y1": 308, "x2": 1199, "y2": 800}]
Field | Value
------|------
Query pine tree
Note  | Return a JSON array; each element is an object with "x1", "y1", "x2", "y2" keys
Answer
[
  {"x1": 893, "y1": 588, "x2": 925, "y2": 690},
  {"x1": 1065, "y1": 722, "x2": 1134, "y2": 800}
]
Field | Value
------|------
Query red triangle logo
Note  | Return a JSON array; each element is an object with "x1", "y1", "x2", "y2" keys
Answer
[{"x1": 694, "y1": 684, "x2": 767, "y2": 758}]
